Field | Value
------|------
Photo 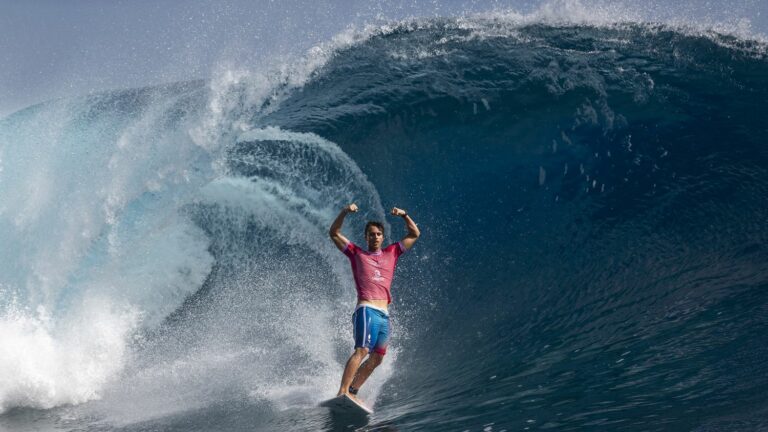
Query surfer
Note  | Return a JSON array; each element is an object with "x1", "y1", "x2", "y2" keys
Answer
[{"x1": 329, "y1": 203, "x2": 420, "y2": 401}]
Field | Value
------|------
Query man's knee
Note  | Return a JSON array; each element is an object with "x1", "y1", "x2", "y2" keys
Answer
[{"x1": 352, "y1": 347, "x2": 369, "y2": 359}]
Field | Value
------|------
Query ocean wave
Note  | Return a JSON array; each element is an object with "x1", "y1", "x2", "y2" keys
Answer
[{"x1": 1, "y1": 10, "x2": 767, "y2": 431}]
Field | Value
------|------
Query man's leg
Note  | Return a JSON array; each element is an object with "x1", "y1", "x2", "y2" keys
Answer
[
  {"x1": 337, "y1": 347, "x2": 369, "y2": 397},
  {"x1": 350, "y1": 312, "x2": 389, "y2": 393},
  {"x1": 350, "y1": 352, "x2": 384, "y2": 391}
]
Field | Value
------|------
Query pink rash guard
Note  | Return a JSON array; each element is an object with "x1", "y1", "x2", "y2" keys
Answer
[{"x1": 343, "y1": 242, "x2": 406, "y2": 304}]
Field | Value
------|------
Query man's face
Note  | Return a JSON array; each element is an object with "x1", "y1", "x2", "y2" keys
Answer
[{"x1": 366, "y1": 226, "x2": 384, "y2": 251}]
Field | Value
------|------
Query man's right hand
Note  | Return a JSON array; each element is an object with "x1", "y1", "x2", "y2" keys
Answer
[{"x1": 330, "y1": 204, "x2": 357, "y2": 251}]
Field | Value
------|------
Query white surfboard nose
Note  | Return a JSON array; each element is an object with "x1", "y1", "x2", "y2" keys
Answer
[{"x1": 320, "y1": 394, "x2": 373, "y2": 415}]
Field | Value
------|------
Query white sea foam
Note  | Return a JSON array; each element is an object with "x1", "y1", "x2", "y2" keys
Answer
[{"x1": 0, "y1": 299, "x2": 139, "y2": 413}]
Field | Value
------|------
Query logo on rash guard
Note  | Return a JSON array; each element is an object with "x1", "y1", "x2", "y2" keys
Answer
[{"x1": 372, "y1": 270, "x2": 384, "y2": 281}]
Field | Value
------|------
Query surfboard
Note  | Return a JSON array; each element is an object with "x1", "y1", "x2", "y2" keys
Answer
[{"x1": 320, "y1": 394, "x2": 373, "y2": 415}]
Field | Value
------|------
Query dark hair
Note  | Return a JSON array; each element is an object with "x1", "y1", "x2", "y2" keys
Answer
[{"x1": 365, "y1": 221, "x2": 385, "y2": 236}]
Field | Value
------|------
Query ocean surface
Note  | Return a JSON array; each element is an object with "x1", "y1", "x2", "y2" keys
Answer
[{"x1": 1, "y1": 13, "x2": 767, "y2": 432}]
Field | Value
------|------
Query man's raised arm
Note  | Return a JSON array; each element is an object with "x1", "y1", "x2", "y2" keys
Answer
[
  {"x1": 391, "y1": 207, "x2": 420, "y2": 250},
  {"x1": 329, "y1": 203, "x2": 358, "y2": 251}
]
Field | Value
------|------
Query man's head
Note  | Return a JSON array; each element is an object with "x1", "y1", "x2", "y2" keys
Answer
[{"x1": 365, "y1": 221, "x2": 385, "y2": 251}]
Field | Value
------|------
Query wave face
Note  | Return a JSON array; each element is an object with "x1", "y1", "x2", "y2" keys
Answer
[
  {"x1": 2, "y1": 17, "x2": 768, "y2": 432},
  {"x1": 264, "y1": 20, "x2": 768, "y2": 431}
]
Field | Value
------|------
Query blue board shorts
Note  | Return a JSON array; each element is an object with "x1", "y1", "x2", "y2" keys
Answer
[{"x1": 353, "y1": 305, "x2": 390, "y2": 355}]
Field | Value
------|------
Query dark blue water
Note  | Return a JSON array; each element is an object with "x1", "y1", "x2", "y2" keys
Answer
[
  {"x1": 1, "y1": 18, "x2": 767, "y2": 432},
  {"x1": 266, "y1": 22, "x2": 768, "y2": 431}
]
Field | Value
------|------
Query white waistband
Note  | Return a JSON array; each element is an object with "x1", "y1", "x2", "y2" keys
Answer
[{"x1": 355, "y1": 303, "x2": 389, "y2": 316}]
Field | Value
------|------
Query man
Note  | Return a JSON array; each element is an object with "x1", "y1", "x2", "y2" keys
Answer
[{"x1": 329, "y1": 203, "x2": 420, "y2": 401}]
